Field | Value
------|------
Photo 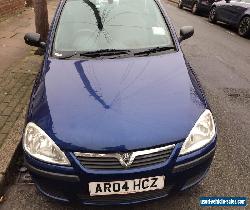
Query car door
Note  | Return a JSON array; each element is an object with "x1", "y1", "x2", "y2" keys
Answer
[
  {"x1": 233, "y1": 0, "x2": 250, "y2": 24},
  {"x1": 225, "y1": 0, "x2": 247, "y2": 24},
  {"x1": 218, "y1": 1, "x2": 235, "y2": 23},
  {"x1": 182, "y1": 0, "x2": 194, "y2": 8},
  {"x1": 215, "y1": 1, "x2": 230, "y2": 22},
  {"x1": 180, "y1": 0, "x2": 187, "y2": 7}
]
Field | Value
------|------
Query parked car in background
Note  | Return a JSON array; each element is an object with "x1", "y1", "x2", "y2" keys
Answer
[
  {"x1": 23, "y1": 0, "x2": 217, "y2": 205},
  {"x1": 209, "y1": 0, "x2": 250, "y2": 37},
  {"x1": 178, "y1": 0, "x2": 218, "y2": 14}
]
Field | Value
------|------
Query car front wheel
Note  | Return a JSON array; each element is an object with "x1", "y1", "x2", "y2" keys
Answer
[
  {"x1": 208, "y1": 7, "x2": 217, "y2": 23},
  {"x1": 178, "y1": 0, "x2": 183, "y2": 9},
  {"x1": 192, "y1": 2, "x2": 199, "y2": 14},
  {"x1": 238, "y1": 16, "x2": 250, "y2": 37}
]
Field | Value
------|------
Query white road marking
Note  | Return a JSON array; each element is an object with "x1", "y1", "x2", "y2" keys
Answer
[{"x1": 215, "y1": 55, "x2": 224, "y2": 63}]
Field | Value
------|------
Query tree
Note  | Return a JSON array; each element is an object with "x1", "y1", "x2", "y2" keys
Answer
[{"x1": 33, "y1": 0, "x2": 49, "y2": 42}]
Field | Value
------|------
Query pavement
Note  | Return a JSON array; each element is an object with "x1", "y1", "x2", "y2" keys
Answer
[
  {"x1": 0, "y1": 0, "x2": 250, "y2": 209},
  {"x1": 0, "y1": 0, "x2": 58, "y2": 196}
]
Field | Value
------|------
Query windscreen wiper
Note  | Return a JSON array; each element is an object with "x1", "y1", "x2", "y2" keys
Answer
[
  {"x1": 79, "y1": 49, "x2": 132, "y2": 57},
  {"x1": 134, "y1": 46, "x2": 175, "y2": 56},
  {"x1": 55, "y1": 51, "x2": 80, "y2": 59},
  {"x1": 55, "y1": 47, "x2": 173, "y2": 59},
  {"x1": 55, "y1": 49, "x2": 132, "y2": 59}
]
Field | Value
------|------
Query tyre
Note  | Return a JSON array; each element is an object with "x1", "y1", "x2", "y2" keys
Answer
[
  {"x1": 192, "y1": 2, "x2": 198, "y2": 15},
  {"x1": 178, "y1": 0, "x2": 183, "y2": 9},
  {"x1": 208, "y1": 7, "x2": 217, "y2": 23},
  {"x1": 238, "y1": 16, "x2": 250, "y2": 37}
]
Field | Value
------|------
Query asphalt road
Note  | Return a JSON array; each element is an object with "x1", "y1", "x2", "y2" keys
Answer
[{"x1": 1, "y1": 2, "x2": 249, "y2": 210}]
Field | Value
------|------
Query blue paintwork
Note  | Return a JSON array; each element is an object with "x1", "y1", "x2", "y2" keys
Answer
[
  {"x1": 28, "y1": 52, "x2": 206, "y2": 152},
  {"x1": 24, "y1": 0, "x2": 217, "y2": 205}
]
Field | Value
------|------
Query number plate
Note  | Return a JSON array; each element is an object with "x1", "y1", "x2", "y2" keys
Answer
[{"x1": 89, "y1": 176, "x2": 165, "y2": 196}]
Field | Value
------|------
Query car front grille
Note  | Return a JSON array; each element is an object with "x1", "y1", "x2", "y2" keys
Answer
[{"x1": 74, "y1": 144, "x2": 175, "y2": 170}]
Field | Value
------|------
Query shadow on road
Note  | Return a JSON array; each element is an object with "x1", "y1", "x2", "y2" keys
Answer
[{"x1": 214, "y1": 22, "x2": 250, "y2": 40}]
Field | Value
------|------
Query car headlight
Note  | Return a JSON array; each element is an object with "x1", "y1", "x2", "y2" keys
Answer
[
  {"x1": 23, "y1": 122, "x2": 70, "y2": 165},
  {"x1": 179, "y1": 109, "x2": 216, "y2": 155}
]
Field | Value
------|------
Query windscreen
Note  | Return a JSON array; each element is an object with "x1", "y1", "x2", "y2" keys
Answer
[{"x1": 53, "y1": 0, "x2": 174, "y2": 52}]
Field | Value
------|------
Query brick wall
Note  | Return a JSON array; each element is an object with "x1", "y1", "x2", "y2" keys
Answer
[{"x1": 0, "y1": 0, "x2": 26, "y2": 18}]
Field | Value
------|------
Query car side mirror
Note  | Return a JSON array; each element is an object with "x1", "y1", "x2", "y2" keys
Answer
[
  {"x1": 179, "y1": 26, "x2": 194, "y2": 42},
  {"x1": 24, "y1": 33, "x2": 46, "y2": 49}
]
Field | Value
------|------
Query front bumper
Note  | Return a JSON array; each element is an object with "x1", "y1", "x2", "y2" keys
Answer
[{"x1": 24, "y1": 138, "x2": 216, "y2": 205}]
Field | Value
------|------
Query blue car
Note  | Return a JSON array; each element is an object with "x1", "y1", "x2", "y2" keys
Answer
[{"x1": 23, "y1": 0, "x2": 217, "y2": 205}]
